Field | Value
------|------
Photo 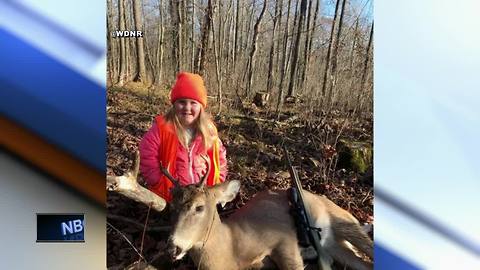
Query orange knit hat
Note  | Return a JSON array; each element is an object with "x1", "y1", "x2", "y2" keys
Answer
[{"x1": 170, "y1": 72, "x2": 207, "y2": 107}]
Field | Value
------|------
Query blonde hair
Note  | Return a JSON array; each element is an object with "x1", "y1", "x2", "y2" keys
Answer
[{"x1": 165, "y1": 106, "x2": 217, "y2": 150}]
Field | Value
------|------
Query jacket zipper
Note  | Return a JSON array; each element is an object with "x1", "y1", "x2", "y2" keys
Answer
[{"x1": 188, "y1": 141, "x2": 195, "y2": 184}]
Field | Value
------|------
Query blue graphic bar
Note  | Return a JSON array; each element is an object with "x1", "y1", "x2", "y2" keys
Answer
[
  {"x1": 375, "y1": 244, "x2": 422, "y2": 270},
  {"x1": 0, "y1": 29, "x2": 106, "y2": 172},
  {"x1": 36, "y1": 214, "x2": 85, "y2": 242}
]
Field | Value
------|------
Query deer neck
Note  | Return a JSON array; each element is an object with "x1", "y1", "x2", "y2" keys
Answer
[{"x1": 189, "y1": 211, "x2": 238, "y2": 270}]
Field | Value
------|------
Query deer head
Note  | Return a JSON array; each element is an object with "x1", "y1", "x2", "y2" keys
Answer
[{"x1": 166, "y1": 178, "x2": 240, "y2": 261}]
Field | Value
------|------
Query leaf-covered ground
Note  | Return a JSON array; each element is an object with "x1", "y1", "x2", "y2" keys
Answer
[{"x1": 107, "y1": 84, "x2": 373, "y2": 269}]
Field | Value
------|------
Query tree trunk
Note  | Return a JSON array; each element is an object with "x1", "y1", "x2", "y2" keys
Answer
[
  {"x1": 245, "y1": 0, "x2": 267, "y2": 97},
  {"x1": 284, "y1": 0, "x2": 299, "y2": 93},
  {"x1": 326, "y1": 0, "x2": 347, "y2": 106},
  {"x1": 266, "y1": 0, "x2": 281, "y2": 94},
  {"x1": 170, "y1": 0, "x2": 181, "y2": 76},
  {"x1": 143, "y1": 31, "x2": 156, "y2": 84},
  {"x1": 132, "y1": 0, "x2": 147, "y2": 82},
  {"x1": 276, "y1": 0, "x2": 293, "y2": 112},
  {"x1": 155, "y1": 0, "x2": 165, "y2": 85},
  {"x1": 117, "y1": 0, "x2": 127, "y2": 85},
  {"x1": 175, "y1": 0, "x2": 183, "y2": 73},
  {"x1": 358, "y1": 22, "x2": 373, "y2": 111},
  {"x1": 125, "y1": 1, "x2": 134, "y2": 81},
  {"x1": 107, "y1": 0, "x2": 116, "y2": 84},
  {"x1": 181, "y1": 0, "x2": 187, "y2": 69},
  {"x1": 232, "y1": 0, "x2": 240, "y2": 73},
  {"x1": 274, "y1": 0, "x2": 284, "y2": 90},
  {"x1": 196, "y1": 0, "x2": 212, "y2": 75},
  {"x1": 126, "y1": 0, "x2": 133, "y2": 81},
  {"x1": 191, "y1": 0, "x2": 195, "y2": 71},
  {"x1": 320, "y1": 0, "x2": 341, "y2": 100},
  {"x1": 244, "y1": 0, "x2": 256, "y2": 64},
  {"x1": 218, "y1": 0, "x2": 224, "y2": 64},
  {"x1": 221, "y1": 0, "x2": 232, "y2": 76},
  {"x1": 212, "y1": 0, "x2": 223, "y2": 114},
  {"x1": 286, "y1": 0, "x2": 308, "y2": 98},
  {"x1": 225, "y1": 0, "x2": 234, "y2": 75},
  {"x1": 346, "y1": 18, "x2": 359, "y2": 109},
  {"x1": 299, "y1": 0, "x2": 318, "y2": 92}
]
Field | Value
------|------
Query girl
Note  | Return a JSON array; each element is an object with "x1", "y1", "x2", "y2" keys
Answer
[{"x1": 139, "y1": 72, "x2": 228, "y2": 202}]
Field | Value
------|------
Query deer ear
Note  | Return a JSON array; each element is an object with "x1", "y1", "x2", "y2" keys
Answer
[{"x1": 213, "y1": 180, "x2": 240, "y2": 207}]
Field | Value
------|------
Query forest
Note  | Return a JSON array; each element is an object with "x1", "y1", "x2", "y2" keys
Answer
[{"x1": 106, "y1": 0, "x2": 373, "y2": 269}]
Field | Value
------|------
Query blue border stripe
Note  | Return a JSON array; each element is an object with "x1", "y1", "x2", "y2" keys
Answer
[
  {"x1": 0, "y1": 29, "x2": 105, "y2": 172},
  {"x1": 375, "y1": 244, "x2": 422, "y2": 270}
]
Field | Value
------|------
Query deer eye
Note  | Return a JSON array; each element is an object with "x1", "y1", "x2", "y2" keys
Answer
[{"x1": 195, "y1": 205, "x2": 205, "y2": 213}]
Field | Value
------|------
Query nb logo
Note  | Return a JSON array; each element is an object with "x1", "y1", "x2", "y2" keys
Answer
[{"x1": 61, "y1": 219, "x2": 84, "y2": 236}]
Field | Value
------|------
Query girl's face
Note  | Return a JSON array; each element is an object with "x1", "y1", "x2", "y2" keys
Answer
[{"x1": 174, "y1": 99, "x2": 202, "y2": 127}]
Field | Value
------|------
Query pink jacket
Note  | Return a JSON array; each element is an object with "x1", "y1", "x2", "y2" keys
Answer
[{"x1": 139, "y1": 121, "x2": 228, "y2": 187}]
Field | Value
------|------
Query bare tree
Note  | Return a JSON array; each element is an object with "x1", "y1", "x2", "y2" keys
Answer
[
  {"x1": 320, "y1": 0, "x2": 341, "y2": 101},
  {"x1": 170, "y1": 0, "x2": 182, "y2": 75},
  {"x1": 232, "y1": 0, "x2": 241, "y2": 73},
  {"x1": 107, "y1": 0, "x2": 117, "y2": 84},
  {"x1": 357, "y1": 21, "x2": 373, "y2": 111},
  {"x1": 225, "y1": 0, "x2": 235, "y2": 75},
  {"x1": 155, "y1": 0, "x2": 165, "y2": 85},
  {"x1": 244, "y1": 1, "x2": 257, "y2": 60},
  {"x1": 345, "y1": 18, "x2": 360, "y2": 109},
  {"x1": 190, "y1": 0, "x2": 195, "y2": 71},
  {"x1": 117, "y1": 0, "x2": 128, "y2": 85},
  {"x1": 195, "y1": 0, "x2": 213, "y2": 75},
  {"x1": 286, "y1": 0, "x2": 308, "y2": 98},
  {"x1": 212, "y1": 0, "x2": 223, "y2": 113},
  {"x1": 266, "y1": 0, "x2": 281, "y2": 94},
  {"x1": 245, "y1": 0, "x2": 268, "y2": 97},
  {"x1": 299, "y1": 0, "x2": 319, "y2": 92},
  {"x1": 326, "y1": 0, "x2": 347, "y2": 106},
  {"x1": 132, "y1": 0, "x2": 147, "y2": 82},
  {"x1": 276, "y1": 0, "x2": 293, "y2": 112},
  {"x1": 181, "y1": 0, "x2": 187, "y2": 68},
  {"x1": 125, "y1": 0, "x2": 135, "y2": 81}
]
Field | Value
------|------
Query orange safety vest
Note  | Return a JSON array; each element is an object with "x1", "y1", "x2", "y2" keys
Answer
[{"x1": 149, "y1": 115, "x2": 222, "y2": 202}]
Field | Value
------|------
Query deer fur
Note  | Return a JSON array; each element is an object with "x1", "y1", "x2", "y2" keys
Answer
[{"x1": 167, "y1": 180, "x2": 373, "y2": 270}]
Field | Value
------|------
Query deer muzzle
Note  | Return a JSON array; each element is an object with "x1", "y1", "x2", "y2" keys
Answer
[{"x1": 167, "y1": 237, "x2": 187, "y2": 261}]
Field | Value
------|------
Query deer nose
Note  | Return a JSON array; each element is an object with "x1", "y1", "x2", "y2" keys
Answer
[{"x1": 167, "y1": 239, "x2": 183, "y2": 261}]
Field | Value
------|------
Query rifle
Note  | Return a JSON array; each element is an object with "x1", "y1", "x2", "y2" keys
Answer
[{"x1": 283, "y1": 146, "x2": 332, "y2": 270}]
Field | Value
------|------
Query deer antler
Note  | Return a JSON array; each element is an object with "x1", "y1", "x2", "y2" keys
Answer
[
  {"x1": 131, "y1": 149, "x2": 140, "y2": 178},
  {"x1": 107, "y1": 151, "x2": 167, "y2": 212},
  {"x1": 198, "y1": 155, "x2": 210, "y2": 188},
  {"x1": 159, "y1": 164, "x2": 180, "y2": 187}
]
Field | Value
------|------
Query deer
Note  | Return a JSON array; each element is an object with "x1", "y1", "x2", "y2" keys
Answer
[{"x1": 107, "y1": 153, "x2": 373, "y2": 270}]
